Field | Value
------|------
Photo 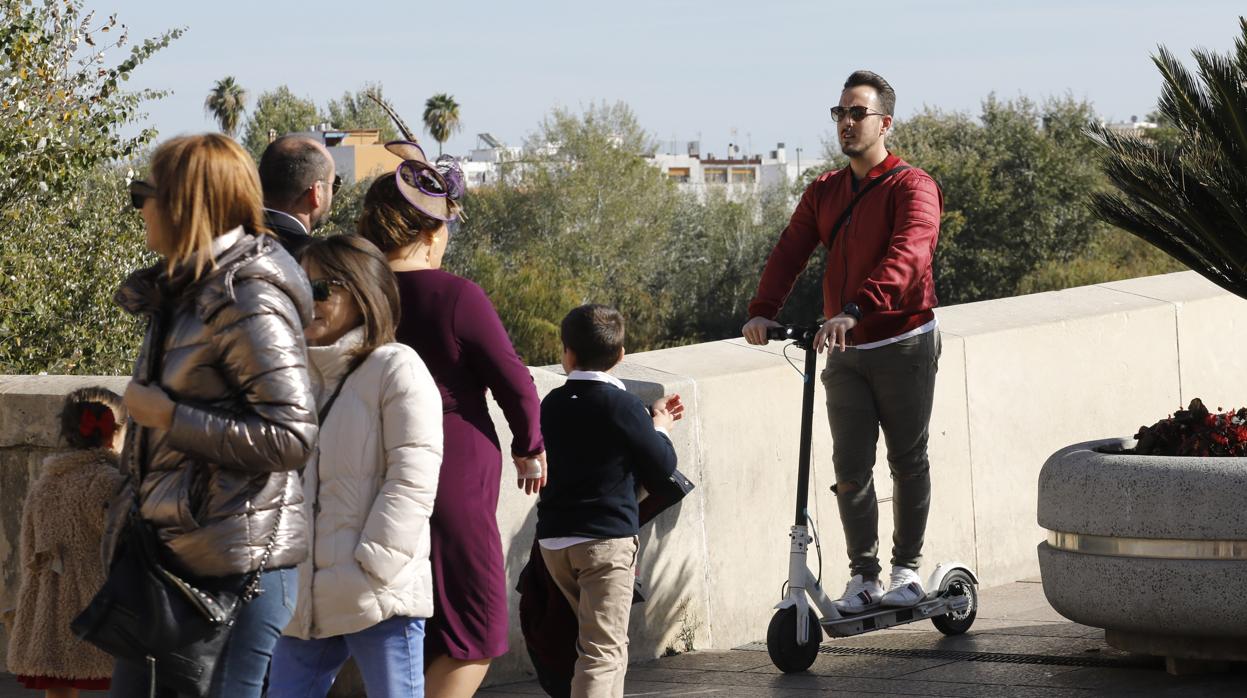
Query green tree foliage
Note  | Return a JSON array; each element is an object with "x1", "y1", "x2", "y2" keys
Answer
[
  {"x1": 1017, "y1": 228, "x2": 1185, "y2": 294},
  {"x1": 447, "y1": 102, "x2": 804, "y2": 364},
  {"x1": 204, "y1": 75, "x2": 246, "y2": 137},
  {"x1": 422, "y1": 92, "x2": 460, "y2": 156},
  {"x1": 326, "y1": 82, "x2": 398, "y2": 142},
  {"x1": 881, "y1": 95, "x2": 1117, "y2": 304},
  {"x1": 0, "y1": 0, "x2": 176, "y2": 374},
  {"x1": 1089, "y1": 18, "x2": 1247, "y2": 299},
  {"x1": 318, "y1": 173, "x2": 372, "y2": 238},
  {"x1": 241, "y1": 85, "x2": 324, "y2": 158},
  {"x1": 663, "y1": 186, "x2": 799, "y2": 340}
]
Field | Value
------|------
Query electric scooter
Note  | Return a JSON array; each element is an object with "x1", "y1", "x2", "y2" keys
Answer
[{"x1": 762, "y1": 323, "x2": 979, "y2": 673}]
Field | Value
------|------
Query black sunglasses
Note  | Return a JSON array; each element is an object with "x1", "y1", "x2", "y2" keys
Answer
[
  {"x1": 332, "y1": 174, "x2": 342, "y2": 194},
  {"x1": 830, "y1": 105, "x2": 888, "y2": 122},
  {"x1": 129, "y1": 179, "x2": 156, "y2": 210},
  {"x1": 310, "y1": 278, "x2": 347, "y2": 302}
]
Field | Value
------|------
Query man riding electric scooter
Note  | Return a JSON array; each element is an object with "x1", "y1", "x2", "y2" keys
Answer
[{"x1": 743, "y1": 69, "x2": 944, "y2": 615}]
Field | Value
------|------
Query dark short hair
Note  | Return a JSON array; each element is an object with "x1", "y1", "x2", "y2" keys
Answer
[
  {"x1": 61, "y1": 386, "x2": 125, "y2": 450},
  {"x1": 844, "y1": 70, "x2": 896, "y2": 116},
  {"x1": 259, "y1": 136, "x2": 332, "y2": 210},
  {"x1": 300, "y1": 235, "x2": 401, "y2": 358},
  {"x1": 357, "y1": 174, "x2": 447, "y2": 253},
  {"x1": 561, "y1": 304, "x2": 625, "y2": 372}
]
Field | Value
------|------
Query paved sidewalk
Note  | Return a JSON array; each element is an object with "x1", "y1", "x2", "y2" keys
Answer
[
  {"x1": 480, "y1": 579, "x2": 1247, "y2": 697},
  {"x1": 2, "y1": 580, "x2": 1242, "y2": 696}
]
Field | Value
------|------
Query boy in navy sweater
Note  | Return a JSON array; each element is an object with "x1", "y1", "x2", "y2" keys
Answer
[{"x1": 536, "y1": 304, "x2": 683, "y2": 698}]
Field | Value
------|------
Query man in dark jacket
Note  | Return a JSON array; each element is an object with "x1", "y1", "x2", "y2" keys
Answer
[
  {"x1": 742, "y1": 70, "x2": 943, "y2": 614},
  {"x1": 258, "y1": 135, "x2": 338, "y2": 256}
]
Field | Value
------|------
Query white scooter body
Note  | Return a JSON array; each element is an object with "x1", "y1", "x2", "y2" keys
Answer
[
  {"x1": 773, "y1": 524, "x2": 978, "y2": 641},
  {"x1": 761, "y1": 324, "x2": 980, "y2": 672}
]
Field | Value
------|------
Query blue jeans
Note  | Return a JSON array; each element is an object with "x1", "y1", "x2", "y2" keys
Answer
[
  {"x1": 110, "y1": 567, "x2": 297, "y2": 698},
  {"x1": 268, "y1": 615, "x2": 426, "y2": 698}
]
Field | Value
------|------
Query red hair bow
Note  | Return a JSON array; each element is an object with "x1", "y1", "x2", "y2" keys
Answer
[{"x1": 79, "y1": 407, "x2": 116, "y2": 441}]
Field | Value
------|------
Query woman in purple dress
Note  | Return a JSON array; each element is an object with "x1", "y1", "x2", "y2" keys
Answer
[{"x1": 357, "y1": 141, "x2": 545, "y2": 697}]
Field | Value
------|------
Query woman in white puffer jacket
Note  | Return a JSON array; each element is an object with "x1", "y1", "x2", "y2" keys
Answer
[{"x1": 270, "y1": 235, "x2": 443, "y2": 698}]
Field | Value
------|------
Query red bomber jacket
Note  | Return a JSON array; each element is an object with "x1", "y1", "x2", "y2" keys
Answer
[{"x1": 747, "y1": 153, "x2": 942, "y2": 345}]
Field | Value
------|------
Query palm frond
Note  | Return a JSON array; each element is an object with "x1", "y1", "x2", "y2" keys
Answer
[
  {"x1": 1191, "y1": 50, "x2": 1247, "y2": 160},
  {"x1": 1086, "y1": 20, "x2": 1247, "y2": 301},
  {"x1": 1235, "y1": 17, "x2": 1247, "y2": 75},
  {"x1": 1153, "y1": 47, "x2": 1213, "y2": 136}
]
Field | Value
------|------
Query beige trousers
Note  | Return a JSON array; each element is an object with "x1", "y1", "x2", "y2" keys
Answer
[{"x1": 540, "y1": 536, "x2": 639, "y2": 698}]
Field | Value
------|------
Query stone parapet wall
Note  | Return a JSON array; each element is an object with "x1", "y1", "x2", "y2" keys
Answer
[{"x1": 2, "y1": 271, "x2": 1245, "y2": 686}]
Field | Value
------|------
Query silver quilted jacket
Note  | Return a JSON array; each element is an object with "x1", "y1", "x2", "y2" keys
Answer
[{"x1": 112, "y1": 231, "x2": 317, "y2": 577}]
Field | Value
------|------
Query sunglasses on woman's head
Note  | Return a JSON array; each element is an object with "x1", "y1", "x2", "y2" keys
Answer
[
  {"x1": 397, "y1": 161, "x2": 449, "y2": 197},
  {"x1": 310, "y1": 278, "x2": 347, "y2": 302},
  {"x1": 129, "y1": 179, "x2": 156, "y2": 210}
]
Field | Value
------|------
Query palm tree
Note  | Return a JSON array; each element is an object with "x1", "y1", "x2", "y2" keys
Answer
[
  {"x1": 204, "y1": 76, "x2": 248, "y2": 138},
  {"x1": 1087, "y1": 18, "x2": 1247, "y2": 299},
  {"x1": 422, "y1": 93, "x2": 461, "y2": 156}
]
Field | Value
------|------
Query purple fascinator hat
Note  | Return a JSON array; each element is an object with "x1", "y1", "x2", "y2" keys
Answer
[
  {"x1": 385, "y1": 140, "x2": 464, "y2": 222},
  {"x1": 365, "y1": 90, "x2": 466, "y2": 222}
]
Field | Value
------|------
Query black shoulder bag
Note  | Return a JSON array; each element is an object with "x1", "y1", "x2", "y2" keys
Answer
[
  {"x1": 828, "y1": 165, "x2": 911, "y2": 244},
  {"x1": 71, "y1": 307, "x2": 289, "y2": 697},
  {"x1": 829, "y1": 165, "x2": 911, "y2": 312}
]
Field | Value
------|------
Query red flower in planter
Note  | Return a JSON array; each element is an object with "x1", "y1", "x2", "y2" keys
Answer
[{"x1": 1132, "y1": 398, "x2": 1247, "y2": 457}]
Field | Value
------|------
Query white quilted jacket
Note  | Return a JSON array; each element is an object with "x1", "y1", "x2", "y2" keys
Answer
[{"x1": 284, "y1": 327, "x2": 444, "y2": 639}]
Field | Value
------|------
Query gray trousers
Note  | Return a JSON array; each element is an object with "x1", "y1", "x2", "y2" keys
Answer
[{"x1": 821, "y1": 329, "x2": 941, "y2": 578}]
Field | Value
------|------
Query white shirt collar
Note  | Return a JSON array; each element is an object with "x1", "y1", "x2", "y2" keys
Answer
[
  {"x1": 567, "y1": 369, "x2": 626, "y2": 391},
  {"x1": 210, "y1": 226, "x2": 246, "y2": 256},
  {"x1": 263, "y1": 208, "x2": 308, "y2": 235}
]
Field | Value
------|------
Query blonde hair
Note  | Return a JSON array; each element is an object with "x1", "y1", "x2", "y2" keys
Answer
[{"x1": 148, "y1": 134, "x2": 267, "y2": 278}]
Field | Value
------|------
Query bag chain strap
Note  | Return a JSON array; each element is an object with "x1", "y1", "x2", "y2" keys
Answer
[{"x1": 241, "y1": 485, "x2": 285, "y2": 602}]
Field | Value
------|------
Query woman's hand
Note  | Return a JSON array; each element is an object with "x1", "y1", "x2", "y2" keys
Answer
[
  {"x1": 514, "y1": 451, "x2": 547, "y2": 495},
  {"x1": 652, "y1": 394, "x2": 684, "y2": 430},
  {"x1": 123, "y1": 381, "x2": 176, "y2": 430}
]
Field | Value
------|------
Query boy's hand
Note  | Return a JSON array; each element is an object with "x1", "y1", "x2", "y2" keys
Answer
[
  {"x1": 514, "y1": 451, "x2": 547, "y2": 496},
  {"x1": 651, "y1": 394, "x2": 684, "y2": 430}
]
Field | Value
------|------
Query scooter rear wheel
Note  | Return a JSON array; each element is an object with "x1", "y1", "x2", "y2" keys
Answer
[
  {"x1": 931, "y1": 570, "x2": 978, "y2": 635},
  {"x1": 766, "y1": 606, "x2": 822, "y2": 673}
]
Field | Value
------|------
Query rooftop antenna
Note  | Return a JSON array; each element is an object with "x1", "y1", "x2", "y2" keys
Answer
[{"x1": 364, "y1": 88, "x2": 417, "y2": 142}]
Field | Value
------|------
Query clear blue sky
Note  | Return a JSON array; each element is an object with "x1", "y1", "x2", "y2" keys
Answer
[{"x1": 113, "y1": 0, "x2": 1238, "y2": 158}]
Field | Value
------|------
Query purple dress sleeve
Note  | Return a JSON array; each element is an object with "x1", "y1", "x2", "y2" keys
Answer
[{"x1": 453, "y1": 281, "x2": 545, "y2": 457}]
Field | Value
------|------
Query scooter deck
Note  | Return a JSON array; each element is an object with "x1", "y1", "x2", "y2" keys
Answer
[{"x1": 821, "y1": 591, "x2": 971, "y2": 638}]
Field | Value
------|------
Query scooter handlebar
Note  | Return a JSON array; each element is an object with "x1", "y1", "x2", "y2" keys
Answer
[
  {"x1": 766, "y1": 323, "x2": 822, "y2": 341},
  {"x1": 766, "y1": 325, "x2": 800, "y2": 341},
  {"x1": 765, "y1": 323, "x2": 823, "y2": 349}
]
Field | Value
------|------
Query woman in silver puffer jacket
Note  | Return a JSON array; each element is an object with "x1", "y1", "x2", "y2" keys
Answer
[{"x1": 107, "y1": 133, "x2": 319, "y2": 698}]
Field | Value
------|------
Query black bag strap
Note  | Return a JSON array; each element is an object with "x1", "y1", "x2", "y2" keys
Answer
[
  {"x1": 827, "y1": 165, "x2": 911, "y2": 246},
  {"x1": 318, "y1": 356, "x2": 365, "y2": 423},
  {"x1": 241, "y1": 357, "x2": 367, "y2": 601}
]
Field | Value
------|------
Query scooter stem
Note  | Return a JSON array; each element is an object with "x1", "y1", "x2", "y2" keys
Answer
[{"x1": 793, "y1": 329, "x2": 818, "y2": 527}]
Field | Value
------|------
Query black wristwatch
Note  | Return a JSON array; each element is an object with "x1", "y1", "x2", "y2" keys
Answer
[{"x1": 842, "y1": 303, "x2": 863, "y2": 321}]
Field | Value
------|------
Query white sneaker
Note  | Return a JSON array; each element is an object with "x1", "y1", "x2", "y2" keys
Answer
[
  {"x1": 835, "y1": 574, "x2": 884, "y2": 613},
  {"x1": 880, "y1": 566, "x2": 925, "y2": 607}
]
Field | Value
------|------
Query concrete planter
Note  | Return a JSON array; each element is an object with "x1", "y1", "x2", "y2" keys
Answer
[{"x1": 1037, "y1": 438, "x2": 1247, "y2": 672}]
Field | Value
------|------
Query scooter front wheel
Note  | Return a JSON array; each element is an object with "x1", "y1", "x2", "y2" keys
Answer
[
  {"x1": 766, "y1": 606, "x2": 822, "y2": 673},
  {"x1": 931, "y1": 570, "x2": 978, "y2": 635}
]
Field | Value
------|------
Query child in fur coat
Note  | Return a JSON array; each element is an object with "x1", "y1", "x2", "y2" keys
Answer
[{"x1": 5, "y1": 387, "x2": 126, "y2": 697}]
